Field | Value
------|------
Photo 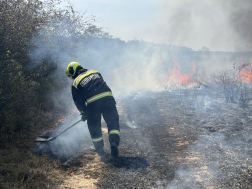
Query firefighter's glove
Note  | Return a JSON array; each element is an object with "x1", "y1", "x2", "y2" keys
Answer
[{"x1": 81, "y1": 113, "x2": 87, "y2": 121}]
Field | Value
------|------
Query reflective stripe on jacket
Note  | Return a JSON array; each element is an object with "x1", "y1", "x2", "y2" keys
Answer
[
  {"x1": 71, "y1": 69, "x2": 113, "y2": 114},
  {"x1": 86, "y1": 91, "x2": 113, "y2": 104},
  {"x1": 73, "y1": 70, "x2": 99, "y2": 89}
]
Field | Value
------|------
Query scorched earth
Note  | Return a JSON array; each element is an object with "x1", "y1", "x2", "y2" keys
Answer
[{"x1": 33, "y1": 84, "x2": 252, "y2": 189}]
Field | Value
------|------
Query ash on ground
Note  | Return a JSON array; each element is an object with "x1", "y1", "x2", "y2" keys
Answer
[{"x1": 35, "y1": 84, "x2": 252, "y2": 188}]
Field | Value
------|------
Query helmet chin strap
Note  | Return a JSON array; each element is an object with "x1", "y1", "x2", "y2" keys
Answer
[{"x1": 68, "y1": 75, "x2": 74, "y2": 80}]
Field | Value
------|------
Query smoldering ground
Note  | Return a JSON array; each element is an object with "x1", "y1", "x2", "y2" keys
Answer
[
  {"x1": 116, "y1": 84, "x2": 252, "y2": 188},
  {"x1": 35, "y1": 117, "x2": 93, "y2": 161},
  {"x1": 29, "y1": 14, "x2": 252, "y2": 188},
  {"x1": 34, "y1": 79, "x2": 252, "y2": 188}
]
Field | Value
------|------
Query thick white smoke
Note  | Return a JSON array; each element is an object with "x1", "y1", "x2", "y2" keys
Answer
[
  {"x1": 139, "y1": 0, "x2": 252, "y2": 52},
  {"x1": 30, "y1": 2, "x2": 252, "y2": 166}
]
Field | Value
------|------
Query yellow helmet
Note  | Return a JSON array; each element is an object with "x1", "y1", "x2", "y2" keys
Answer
[{"x1": 66, "y1": 62, "x2": 82, "y2": 80}]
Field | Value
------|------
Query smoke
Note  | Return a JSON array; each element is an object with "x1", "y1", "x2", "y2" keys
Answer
[
  {"x1": 224, "y1": 0, "x2": 252, "y2": 51},
  {"x1": 30, "y1": 19, "x2": 171, "y2": 159},
  {"x1": 140, "y1": 0, "x2": 252, "y2": 52},
  {"x1": 25, "y1": 4, "x2": 252, "y2": 189},
  {"x1": 30, "y1": 10, "x2": 252, "y2": 162},
  {"x1": 35, "y1": 117, "x2": 93, "y2": 160},
  {"x1": 165, "y1": 130, "x2": 252, "y2": 188},
  {"x1": 166, "y1": 134, "x2": 224, "y2": 188},
  {"x1": 29, "y1": 18, "x2": 251, "y2": 96}
]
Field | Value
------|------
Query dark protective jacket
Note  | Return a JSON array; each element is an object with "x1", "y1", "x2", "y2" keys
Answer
[{"x1": 71, "y1": 69, "x2": 113, "y2": 114}]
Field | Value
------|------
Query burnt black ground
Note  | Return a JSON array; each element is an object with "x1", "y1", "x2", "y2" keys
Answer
[
  {"x1": 93, "y1": 86, "x2": 252, "y2": 188},
  {"x1": 3, "y1": 85, "x2": 252, "y2": 188}
]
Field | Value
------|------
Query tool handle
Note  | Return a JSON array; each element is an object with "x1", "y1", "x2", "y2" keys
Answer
[{"x1": 53, "y1": 119, "x2": 82, "y2": 139}]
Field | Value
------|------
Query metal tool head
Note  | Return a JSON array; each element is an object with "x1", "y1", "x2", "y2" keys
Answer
[
  {"x1": 34, "y1": 119, "x2": 82, "y2": 143},
  {"x1": 34, "y1": 136, "x2": 54, "y2": 142}
]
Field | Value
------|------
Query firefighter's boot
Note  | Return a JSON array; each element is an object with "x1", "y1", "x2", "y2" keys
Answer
[
  {"x1": 93, "y1": 141, "x2": 105, "y2": 156},
  {"x1": 110, "y1": 142, "x2": 119, "y2": 158}
]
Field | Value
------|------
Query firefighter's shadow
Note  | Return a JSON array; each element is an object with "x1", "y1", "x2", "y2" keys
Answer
[{"x1": 102, "y1": 155, "x2": 150, "y2": 170}]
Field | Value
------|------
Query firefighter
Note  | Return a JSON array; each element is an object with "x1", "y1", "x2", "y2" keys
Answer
[{"x1": 66, "y1": 62, "x2": 120, "y2": 157}]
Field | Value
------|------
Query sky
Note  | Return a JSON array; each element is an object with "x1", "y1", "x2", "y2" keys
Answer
[{"x1": 61, "y1": 0, "x2": 252, "y2": 52}]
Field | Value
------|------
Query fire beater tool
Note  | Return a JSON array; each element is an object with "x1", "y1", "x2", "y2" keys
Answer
[{"x1": 34, "y1": 120, "x2": 82, "y2": 142}]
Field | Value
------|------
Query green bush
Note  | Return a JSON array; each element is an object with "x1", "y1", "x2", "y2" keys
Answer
[{"x1": 0, "y1": 0, "x2": 100, "y2": 137}]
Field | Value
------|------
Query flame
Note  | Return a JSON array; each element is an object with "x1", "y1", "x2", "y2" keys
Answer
[
  {"x1": 238, "y1": 59, "x2": 252, "y2": 82},
  {"x1": 43, "y1": 108, "x2": 79, "y2": 135},
  {"x1": 166, "y1": 62, "x2": 195, "y2": 85}
]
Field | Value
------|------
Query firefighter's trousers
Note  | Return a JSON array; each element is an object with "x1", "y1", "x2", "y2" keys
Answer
[{"x1": 86, "y1": 97, "x2": 120, "y2": 152}]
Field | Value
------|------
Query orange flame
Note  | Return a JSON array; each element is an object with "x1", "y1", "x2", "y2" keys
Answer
[
  {"x1": 239, "y1": 59, "x2": 252, "y2": 82},
  {"x1": 43, "y1": 108, "x2": 79, "y2": 135},
  {"x1": 166, "y1": 62, "x2": 195, "y2": 85}
]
